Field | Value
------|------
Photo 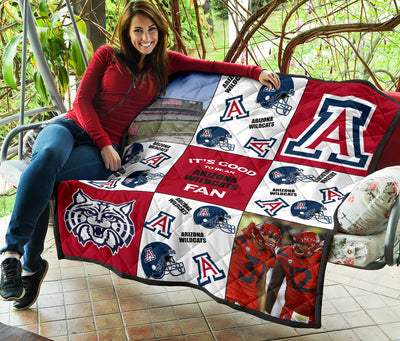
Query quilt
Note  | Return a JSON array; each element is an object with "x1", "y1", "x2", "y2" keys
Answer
[{"x1": 55, "y1": 72, "x2": 400, "y2": 328}]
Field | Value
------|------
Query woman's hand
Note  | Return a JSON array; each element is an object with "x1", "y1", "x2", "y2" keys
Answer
[
  {"x1": 101, "y1": 145, "x2": 121, "y2": 172},
  {"x1": 259, "y1": 70, "x2": 281, "y2": 90}
]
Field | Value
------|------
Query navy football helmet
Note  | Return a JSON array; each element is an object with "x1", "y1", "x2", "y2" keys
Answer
[
  {"x1": 291, "y1": 200, "x2": 332, "y2": 224},
  {"x1": 269, "y1": 166, "x2": 316, "y2": 185},
  {"x1": 122, "y1": 143, "x2": 144, "y2": 165},
  {"x1": 257, "y1": 76, "x2": 295, "y2": 116},
  {"x1": 292, "y1": 231, "x2": 321, "y2": 257},
  {"x1": 196, "y1": 127, "x2": 235, "y2": 151},
  {"x1": 122, "y1": 170, "x2": 164, "y2": 188},
  {"x1": 193, "y1": 205, "x2": 235, "y2": 234},
  {"x1": 141, "y1": 242, "x2": 185, "y2": 279}
]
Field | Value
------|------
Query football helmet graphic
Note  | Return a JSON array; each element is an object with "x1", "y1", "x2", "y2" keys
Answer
[
  {"x1": 251, "y1": 222, "x2": 282, "y2": 251},
  {"x1": 269, "y1": 166, "x2": 316, "y2": 185},
  {"x1": 122, "y1": 143, "x2": 144, "y2": 165},
  {"x1": 292, "y1": 231, "x2": 321, "y2": 257},
  {"x1": 193, "y1": 206, "x2": 235, "y2": 234},
  {"x1": 141, "y1": 242, "x2": 185, "y2": 279},
  {"x1": 122, "y1": 170, "x2": 164, "y2": 188},
  {"x1": 196, "y1": 127, "x2": 235, "y2": 151},
  {"x1": 291, "y1": 200, "x2": 332, "y2": 224},
  {"x1": 257, "y1": 76, "x2": 295, "y2": 116}
]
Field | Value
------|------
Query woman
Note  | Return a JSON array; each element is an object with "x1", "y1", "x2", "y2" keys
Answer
[{"x1": 0, "y1": 0, "x2": 280, "y2": 310}]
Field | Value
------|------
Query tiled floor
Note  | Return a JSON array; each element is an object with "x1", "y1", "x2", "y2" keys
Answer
[{"x1": 0, "y1": 214, "x2": 399, "y2": 341}]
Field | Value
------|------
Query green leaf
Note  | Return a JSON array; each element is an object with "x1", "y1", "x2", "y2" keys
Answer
[
  {"x1": 4, "y1": 1, "x2": 21, "y2": 22},
  {"x1": 57, "y1": 65, "x2": 69, "y2": 96},
  {"x1": 65, "y1": 30, "x2": 93, "y2": 77},
  {"x1": 46, "y1": 0, "x2": 55, "y2": 13},
  {"x1": 50, "y1": 11, "x2": 65, "y2": 28},
  {"x1": 36, "y1": 18, "x2": 48, "y2": 28},
  {"x1": 36, "y1": 27, "x2": 49, "y2": 51},
  {"x1": 74, "y1": 15, "x2": 87, "y2": 35},
  {"x1": 2, "y1": 33, "x2": 23, "y2": 89},
  {"x1": 38, "y1": 1, "x2": 49, "y2": 18},
  {"x1": 33, "y1": 70, "x2": 50, "y2": 105}
]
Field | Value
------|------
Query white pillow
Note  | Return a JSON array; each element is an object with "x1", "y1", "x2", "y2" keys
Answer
[
  {"x1": 328, "y1": 230, "x2": 386, "y2": 266},
  {"x1": 337, "y1": 166, "x2": 400, "y2": 235}
]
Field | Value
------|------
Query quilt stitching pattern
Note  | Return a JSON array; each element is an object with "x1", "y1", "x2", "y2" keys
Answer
[{"x1": 56, "y1": 73, "x2": 400, "y2": 328}]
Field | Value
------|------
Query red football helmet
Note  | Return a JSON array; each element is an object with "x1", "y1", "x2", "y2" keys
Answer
[
  {"x1": 292, "y1": 231, "x2": 321, "y2": 256},
  {"x1": 252, "y1": 223, "x2": 282, "y2": 251}
]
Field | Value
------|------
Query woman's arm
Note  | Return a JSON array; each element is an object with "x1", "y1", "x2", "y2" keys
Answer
[
  {"x1": 71, "y1": 45, "x2": 121, "y2": 171},
  {"x1": 167, "y1": 51, "x2": 280, "y2": 89},
  {"x1": 72, "y1": 46, "x2": 114, "y2": 150}
]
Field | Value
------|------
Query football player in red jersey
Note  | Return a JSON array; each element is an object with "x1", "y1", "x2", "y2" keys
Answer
[
  {"x1": 267, "y1": 231, "x2": 322, "y2": 324},
  {"x1": 226, "y1": 222, "x2": 282, "y2": 311}
]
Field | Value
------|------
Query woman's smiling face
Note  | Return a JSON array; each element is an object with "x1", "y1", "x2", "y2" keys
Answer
[{"x1": 129, "y1": 13, "x2": 158, "y2": 58}]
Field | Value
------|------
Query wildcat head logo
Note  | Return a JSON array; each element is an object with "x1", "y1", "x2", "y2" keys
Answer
[{"x1": 64, "y1": 189, "x2": 135, "y2": 254}]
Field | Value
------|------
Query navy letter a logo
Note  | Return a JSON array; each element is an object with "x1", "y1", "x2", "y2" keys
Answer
[
  {"x1": 283, "y1": 94, "x2": 375, "y2": 170},
  {"x1": 193, "y1": 253, "x2": 226, "y2": 286}
]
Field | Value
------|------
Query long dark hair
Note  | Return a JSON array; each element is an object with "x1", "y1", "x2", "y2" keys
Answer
[{"x1": 113, "y1": 0, "x2": 169, "y2": 93}]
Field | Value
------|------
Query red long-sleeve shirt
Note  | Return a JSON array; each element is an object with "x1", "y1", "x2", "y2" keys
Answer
[{"x1": 65, "y1": 45, "x2": 264, "y2": 150}]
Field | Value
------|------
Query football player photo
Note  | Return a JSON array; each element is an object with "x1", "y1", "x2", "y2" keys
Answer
[
  {"x1": 266, "y1": 228, "x2": 324, "y2": 324},
  {"x1": 225, "y1": 220, "x2": 282, "y2": 311}
]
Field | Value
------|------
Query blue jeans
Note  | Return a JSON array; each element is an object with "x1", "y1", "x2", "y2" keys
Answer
[{"x1": 1, "y1": 118, "x2": 113, "y2": 272}]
